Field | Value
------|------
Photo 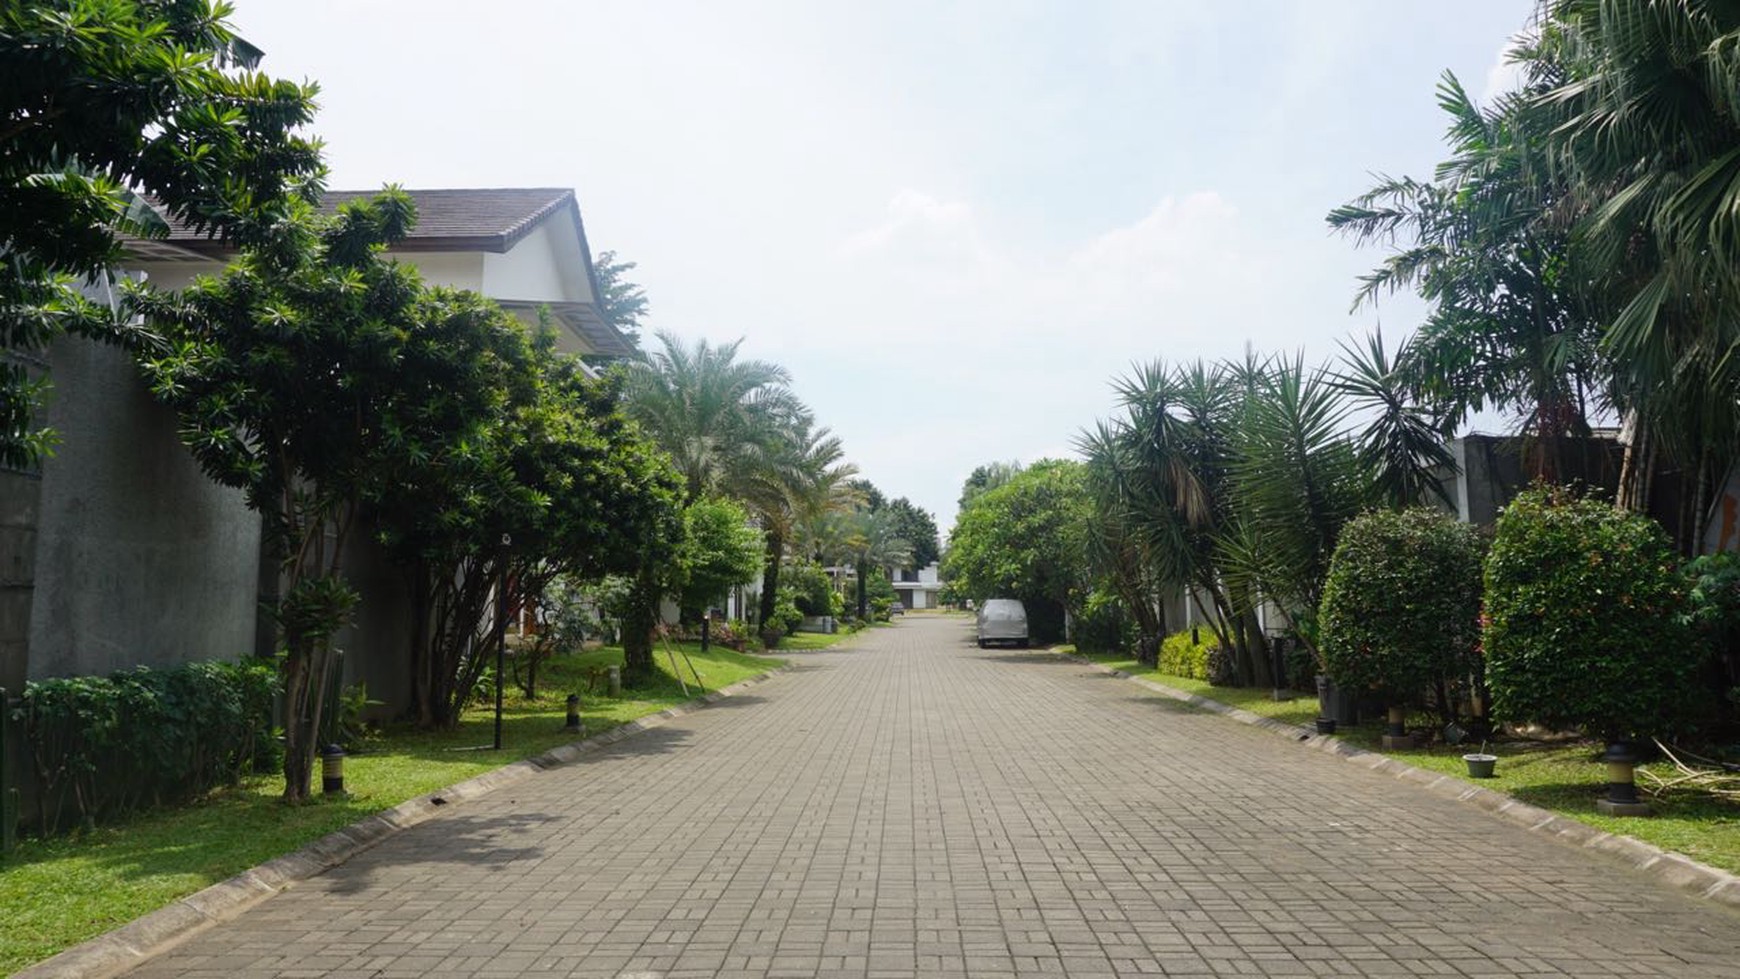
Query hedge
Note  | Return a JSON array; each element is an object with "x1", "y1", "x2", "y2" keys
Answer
[{"x1": 15, "y1": 659, "x2": 280, "y2": 835}]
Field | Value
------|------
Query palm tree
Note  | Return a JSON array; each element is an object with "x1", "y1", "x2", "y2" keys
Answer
[
  {"x1": 1224, "y1": 354, "x2": 1369, "y2": 664},
  {"x1": 739, "y1": 413, "x2": 857, "y2": 645},
  {"x1": 623, "y1": 331, "x2": 803, "y2": 501},
  {"x1": 1526, "y1": 0, "x2": 1740, "y2": 546},
  {"x1": 1328, "y1": 71, "x2": 1606, "y2": 482},
  {"x1": 1099, "y1": 358, "x2": 1265, "y2": 679},
  {"x1": 1075, "y1": 421, "x2": 1170, "y2": 664},
  {"x1": 848, "y1": 508, "x2": 912, "y2": 619}
]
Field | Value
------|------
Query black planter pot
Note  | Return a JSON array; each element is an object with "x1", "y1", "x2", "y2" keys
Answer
[
  {"x1": 1314, "y1": 674, "x2": 1359, "y2": 726},
  {"x1": 1314, "y1": 717, "x2": 1337, "y2": 735}
]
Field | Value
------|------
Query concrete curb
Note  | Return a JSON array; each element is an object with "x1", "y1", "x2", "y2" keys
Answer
[
  {"x1": 13, "y1": 663, "x2": 796, "y2": 979},
  {"x1": 1057, "y1": 651, "x2": 1740, "y2": 914}
]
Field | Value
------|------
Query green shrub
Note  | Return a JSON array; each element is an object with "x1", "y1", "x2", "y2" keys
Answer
[
  {"x1": 1686, "y1": 551, "x2": 1740, "y2": 725},
  {"x1": 1073, "y1": 589, "x2": 1133, "y2": 654},
  {"x1": 17, "y1": 658, "x2": 280, "y2": 835},
  {"x1": 786, "y1": 562, "x2": 839, "y2": 618},
  {"x1": 771, "y1": 588, "x2": 804, "y2": 635},
  {"x1": 1158, "y1": 629, "x2": 1217, "y2": 681},
  {"x1": 1483, "y1": 488, "x2": 1696, "y2": 740},
  {"x1": 1318, "y1": 508, "x2": 1484, "y2": 710}
]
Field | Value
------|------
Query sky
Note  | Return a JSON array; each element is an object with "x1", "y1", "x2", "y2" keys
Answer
[{"x1": 232, "y1": 1, "x2": 1536, "y2": 538}]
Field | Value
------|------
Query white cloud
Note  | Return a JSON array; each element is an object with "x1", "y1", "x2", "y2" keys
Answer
[
  {"x1": 840, "y1": 188, "x2": 977, "y2": 256},
  {"x1": 1479, "y1": 32, "x2": 1530, "y2": 104}
]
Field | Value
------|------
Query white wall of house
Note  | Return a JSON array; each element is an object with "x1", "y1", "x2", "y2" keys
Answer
[
  {"x1": 398, "y1": 250, "x2": 486, "y2": 292},
  {"x1": 481, "y1": 220, "x2": 592, "y2": 304}
]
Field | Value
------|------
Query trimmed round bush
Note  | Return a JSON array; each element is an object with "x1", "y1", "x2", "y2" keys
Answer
[
  {"x1": 1483, "y1": 488, "x2": 1694, "y2": 740},
  {"x1": 1319, "y1": 507, "x2": 1484, "y2": 702}
]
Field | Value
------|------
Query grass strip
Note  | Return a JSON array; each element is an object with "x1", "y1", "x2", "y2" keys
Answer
[{"x1": 0, "y1": 642, "x2": 786, "y2": 975}]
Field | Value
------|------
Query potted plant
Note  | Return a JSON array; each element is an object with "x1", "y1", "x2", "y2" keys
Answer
[{"x1": 1462, "y1": 741, "x2": 1497, "y2": 778}]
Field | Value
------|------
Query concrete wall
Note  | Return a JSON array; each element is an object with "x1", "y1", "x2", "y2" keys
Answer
[
  {"x1": 25, "y1": 337, "x2": 263, "y2": 679},
  {"x1": 0, "y1": 469, "x2": 39, "y2": 693},
  {"x1": 333, "y1": 532, "x2": 414, "y2": 718}
]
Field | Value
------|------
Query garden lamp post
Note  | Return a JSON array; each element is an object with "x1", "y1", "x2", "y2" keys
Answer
[{"x1": 1595, "y1": 741, "x2": 1651, "y2": 816}]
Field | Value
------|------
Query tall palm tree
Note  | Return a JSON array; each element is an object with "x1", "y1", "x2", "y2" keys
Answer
[
  {"x1": 1527, "y1": 0, "x2": 1740, "y2": 545},
  {"x1": 739, "y1": 413, "x2": 857, "y2": 644},
  {"x1": 1328, "y1": 71, "x2": 1606, "y2": 481}
]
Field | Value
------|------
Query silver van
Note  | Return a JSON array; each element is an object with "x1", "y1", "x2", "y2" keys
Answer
[{"x1": 976, "y1": 598, "x2": 1029, "y2": 648}]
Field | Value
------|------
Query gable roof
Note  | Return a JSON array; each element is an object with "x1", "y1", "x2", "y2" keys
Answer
[
  {"x1": 135, "y1": 187, "x2": 637, "y2": 359},
  {"x1": 153, "y1": 187, "x2": 578, "y2": 254}
]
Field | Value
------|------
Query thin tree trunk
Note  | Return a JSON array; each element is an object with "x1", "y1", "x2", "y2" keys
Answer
[
  {"x1": 622, "y1": 566, "x2": 660, "y2": 684},
  {"x1": 758, "y1": 529, "x2": 785, "y2": 647}
]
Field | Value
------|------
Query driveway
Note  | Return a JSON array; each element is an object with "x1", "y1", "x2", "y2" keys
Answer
[{"x1": 127, "y1": 614, "x2": 1740, "y2": 977}]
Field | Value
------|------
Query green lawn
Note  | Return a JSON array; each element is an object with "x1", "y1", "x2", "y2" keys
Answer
[
  {"x1": 0, "y1": 642, "x2": 784, "y2": 976},
  {"x1": 1059, "y1": 645, "x2": 1740, "y2": 875},
  {"x1": 774, "y1": 628, "x2": 861, "y2": 651}
]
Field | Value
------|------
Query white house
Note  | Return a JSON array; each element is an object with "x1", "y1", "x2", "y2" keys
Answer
[
  {"x1": 0, "y1": 189, "x2": 631, "y2": 709},
  {"x1": 890, "y1": 562, "x2": 943, "y2": 610}
]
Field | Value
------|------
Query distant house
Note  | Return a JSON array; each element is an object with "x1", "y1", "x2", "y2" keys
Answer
[
  {"x1": 0, "y1": 189, "x2": 631, "y2": 709},
  {"x1": 890, "y1": 563, "x2": 943, "y2": 610}
]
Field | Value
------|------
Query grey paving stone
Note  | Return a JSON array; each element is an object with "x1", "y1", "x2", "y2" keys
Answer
[{"x1": 120, "y1": 616, "x2": 1740, "y2": 978}]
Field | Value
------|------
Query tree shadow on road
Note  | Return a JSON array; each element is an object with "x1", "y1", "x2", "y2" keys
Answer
[
  {"x1": 692, "y1": 694, "x2": 768, "y2": 710},
  {"x1": 320, "y1": 809, "x2": 556, "y2": 894},
  {"x1": 977, "y1": 652, "x2": 1064, "y2": 665}
]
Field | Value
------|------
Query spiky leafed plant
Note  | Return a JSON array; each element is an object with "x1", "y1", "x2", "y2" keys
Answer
[
  {"x1": 1076, "y1": 421, "x2": 1169, "y2": 663},
  {"x1": 1332, "y1": 330, "x2": 1456, "y2": 509},
  {"x1": 1225, "y1": 354, "x2": 1370, "y2": 661}
]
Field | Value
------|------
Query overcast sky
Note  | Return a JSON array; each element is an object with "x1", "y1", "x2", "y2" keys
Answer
[{"x1": 233, "y1": 1, "x2": 1535, "y2": 537}]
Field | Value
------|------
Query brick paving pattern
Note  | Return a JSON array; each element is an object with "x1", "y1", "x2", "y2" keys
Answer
[{"x1": 127, "y1": 615, "x2": 1740, "y2": 978}]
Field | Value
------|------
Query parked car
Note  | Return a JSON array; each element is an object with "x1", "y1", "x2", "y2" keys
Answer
[
  {"x1": 976, "y1": 598, "x2": 1029, "y2": 648},
  {"x1": 890, "y1": 601, "x2": 905, "y2": 615}
]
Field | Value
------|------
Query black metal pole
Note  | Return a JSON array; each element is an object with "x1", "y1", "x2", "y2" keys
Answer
[{"x1": 493, "y1": 534, "x2": 511, "y2": 751}]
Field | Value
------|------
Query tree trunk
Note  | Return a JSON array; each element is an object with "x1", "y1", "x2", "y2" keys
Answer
[
  {"x1": 408, "y1": 561, "x2": 434, "y2": 728},
  {"x1": 758, "y1": 529, "x2": 785, "y2": 647},
  {"x1": 281, "y1": 636, "x2": 335, "y2": 804},
  {"x1": 621, "y1": 567, "x2": 660, "y2": 684},
  {"x1": 856, "y1": 559, "x2": 868, "y2": 619},
  {"x1": 1245, "y1": 610, "x2": 1274, "y2": 688}
]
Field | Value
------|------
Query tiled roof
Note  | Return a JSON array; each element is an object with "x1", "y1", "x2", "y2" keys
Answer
[{"x1": 157, "y1": 188, "x2": 577, "y2": 253}]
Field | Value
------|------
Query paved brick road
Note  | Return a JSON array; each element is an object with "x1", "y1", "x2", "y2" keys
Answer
[{"x1": 129, "y1": 615, "x2": 1740, "y2": 978}]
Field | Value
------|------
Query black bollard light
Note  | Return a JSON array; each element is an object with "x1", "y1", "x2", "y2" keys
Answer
[
  {"x1": 701, "y1": 608, "x2": 711, "y2": 654},
  {"x1": 564, "y1": 693, "x2": 583, "y2": 733},
  {"x1": 321, "y1": 743, "x2": 346, "y2": 796},
  {"x1": 1596, "y1": 741, "x2": 1651, "y2": 815}
]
